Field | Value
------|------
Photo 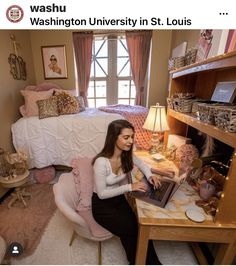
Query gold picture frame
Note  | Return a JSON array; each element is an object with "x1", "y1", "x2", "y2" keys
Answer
[{"x1": 41, "y1": 45, "x2": 68, "y2": 79}]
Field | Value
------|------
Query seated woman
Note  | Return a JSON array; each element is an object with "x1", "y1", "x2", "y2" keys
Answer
[{"x1": 92, "y1": 119, "x2": 162, "y2": 265}]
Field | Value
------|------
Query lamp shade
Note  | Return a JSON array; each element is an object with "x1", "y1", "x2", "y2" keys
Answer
[{"x1": 143, "y1": 103, "x2": 170, "y2": 132}]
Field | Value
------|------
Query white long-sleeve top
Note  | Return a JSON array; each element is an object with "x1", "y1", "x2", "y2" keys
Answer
[{"x1": 93, "y1": 155, "x2": 152, "y2": 199}]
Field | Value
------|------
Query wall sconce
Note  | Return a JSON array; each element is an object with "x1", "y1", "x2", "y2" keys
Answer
[{"x1": 143, "y1": 103, "x2": 169, "y2": 154}]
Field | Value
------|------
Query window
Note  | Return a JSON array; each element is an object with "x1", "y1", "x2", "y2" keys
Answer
[{"x1": 88, "y1": 35, "x2": 135, "y2": 108}]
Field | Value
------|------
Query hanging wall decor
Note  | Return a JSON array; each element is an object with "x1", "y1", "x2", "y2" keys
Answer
[
  {"x1": 8, "y1": 34, "x2": 27, "y2": 80},
  {"x1": 41, "y1": 45, "x2": 68, "y2": 79}
]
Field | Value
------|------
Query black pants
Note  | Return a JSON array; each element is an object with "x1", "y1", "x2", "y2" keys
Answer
[{"x1": 92, "y1": 193, "x2": 161, "y2": 265}]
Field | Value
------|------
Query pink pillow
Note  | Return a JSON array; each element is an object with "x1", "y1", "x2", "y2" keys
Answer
[
  {"x1": 24, "y1": 85, "x2": 37, "y2": 91},
  {"x1": 19, "y1": 105, "x2": 27, "y2": 117},
  {"x1": 21, "y1": 89, "x2": 54, "y2": 117},
  {"x1": 34, "y1": 166, "x2": 56, "y2": 183},
  {"x1": 35, "y1": 82, "x2": 62, "y2": 91}
]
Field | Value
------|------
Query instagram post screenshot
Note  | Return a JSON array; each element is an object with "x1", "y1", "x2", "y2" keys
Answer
[{"x1": 0, "y1": 0, "x2": 236, "y2": 265}]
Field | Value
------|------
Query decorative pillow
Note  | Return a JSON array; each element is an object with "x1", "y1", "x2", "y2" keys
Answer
[
  {"x1": 24, "y1": 85, "x2": 37, "y2": 91},
  {"x1": 53, "y1": 88, "x2": 77, "y2": 96},
  {"x1": 35, "y1": 82, "x2": 62, "y2": 91},
  {"x1": 37, "y1": 96, "x2": 59, "y2": 119},
  {"x1": 55, "y1": 91, "x2": 80, "y2": 115},
  {"x1": 76, "y1": 96, "x2": 86, "y2": 112},
  {"x1": 33, "y1": 166, "x2": 56, "y2": 183},
  {"x1": 21, "y1": 89, "x2": 54, "y2": 117}
]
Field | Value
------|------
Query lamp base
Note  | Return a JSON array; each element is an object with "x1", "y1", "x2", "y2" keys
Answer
[
  {"x1": 149, "y1": 133, "x2": 162, "y2": 154},
  {"x1": 149, "y1": 145, "x2": 159, "y2": 154}
]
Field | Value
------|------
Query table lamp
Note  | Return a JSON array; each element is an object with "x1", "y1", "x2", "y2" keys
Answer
[{"x1": 143, "y1": 103, "x2": 169, "y2": 154}]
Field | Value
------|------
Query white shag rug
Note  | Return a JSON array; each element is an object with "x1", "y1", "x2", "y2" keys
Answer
[{"x1": 11, "y1": 210, "x2": 198, "y2": 265}]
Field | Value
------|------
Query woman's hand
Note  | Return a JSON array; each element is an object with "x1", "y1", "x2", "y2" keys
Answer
[
  {"x1": 148, "y1": 175, "x2": 161, "y2": 189},
  {"x1": 131, "y1": 182, "x2": 148, "y2": 192}
]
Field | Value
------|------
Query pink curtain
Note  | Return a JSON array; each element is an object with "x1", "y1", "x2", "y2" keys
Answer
[
  {"x1": 73, "y1": 32, "x2": 93, "y2": 107},
  {"x1": 125, "y1": 30, "x2": 152, "y2": 106}
]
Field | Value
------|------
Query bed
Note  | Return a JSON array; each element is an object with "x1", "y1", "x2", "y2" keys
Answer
[{"x1": 12, "y1": 108, "x2": 123, "y2": 169}]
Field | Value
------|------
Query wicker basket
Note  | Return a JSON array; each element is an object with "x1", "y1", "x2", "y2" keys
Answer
[
  {"x1": 185, "y1": 48, "x2": 198, "y2": 66},
  {"x1": 173, "y1": 98, "x2": 198, "y2": 113},
  {"x1": 191, "y1": 99, "x2": 208, "y2": 114},
  {"x1": 197, "y1": 103, "x2": 223, "y2": 125},
  {"x1": 214, "y1": 106, "x2": 236, "y2": 132},
  {"x1": 168, "y1": 56, "x2": 185, "y2": 71},
  {"x1": 167, "y1": 97, "x2": 174, "y2": 109}
]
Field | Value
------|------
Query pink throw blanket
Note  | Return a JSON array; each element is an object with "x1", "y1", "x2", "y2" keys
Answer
[{"x1": 99, "y1": 104, "x2": 151, "y2": 150}]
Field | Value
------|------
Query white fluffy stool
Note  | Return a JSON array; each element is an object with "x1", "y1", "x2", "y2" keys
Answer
[{"x1": 0, "y1": 236, "x2": 7, "y2": 263}]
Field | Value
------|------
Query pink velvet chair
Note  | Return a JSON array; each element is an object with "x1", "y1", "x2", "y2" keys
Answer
[{"x1": 53, "y1": 158, "x2": 113, "y2": 264}]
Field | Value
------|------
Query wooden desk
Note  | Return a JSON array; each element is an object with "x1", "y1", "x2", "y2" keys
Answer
[{"x1": 134, "y1": 151, "x2": 236, "y2": 265}]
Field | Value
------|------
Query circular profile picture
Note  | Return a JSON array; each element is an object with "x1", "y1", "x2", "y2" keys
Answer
[{"x1": 6, "y1": 5, "x2": 24, "y2": 23}]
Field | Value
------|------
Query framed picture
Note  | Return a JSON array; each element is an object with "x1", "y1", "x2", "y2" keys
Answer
[
  {"x1": 211, "y1": 81, "x2": 236, "y2": 103},
  {"x1": 196, "y1": 30, "x2": 213, "y2": 63},
  {"x1": 41, "y1": 45, "x2": 68, "y2": 79}
]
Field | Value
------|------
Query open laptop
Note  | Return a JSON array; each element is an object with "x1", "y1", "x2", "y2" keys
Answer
[{"x1": 129, "y1": 175, "x2": 180, "y2": 208}]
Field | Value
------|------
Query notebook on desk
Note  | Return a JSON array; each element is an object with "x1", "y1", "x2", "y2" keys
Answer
[{"x1": 129, "y1": 176, "x2": 180, "y2": 208}]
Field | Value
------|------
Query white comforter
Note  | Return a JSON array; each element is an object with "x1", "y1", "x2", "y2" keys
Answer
[{"x1": 12, "y1": 108, "x2": 124, "y2": 169}]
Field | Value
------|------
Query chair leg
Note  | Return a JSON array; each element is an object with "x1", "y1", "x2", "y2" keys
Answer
[
  {"x1": 69, "y1": 230, "x2": 77, "y2": 246},
  {"x1": 98, "y1": 241, "x2": 102, "y2": 265}
]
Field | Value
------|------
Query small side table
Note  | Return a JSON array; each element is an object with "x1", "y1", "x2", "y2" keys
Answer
[{"x1": 0, "y1": 170, "x2": 31, "y2": 208}]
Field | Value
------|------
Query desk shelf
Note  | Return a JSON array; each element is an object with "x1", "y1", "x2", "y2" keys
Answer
[
  {"x1": 167, "y1": 51, "x2": 236, "y2": 225},
  {"x1": 168, "y1": 109, "x2": 236, "y2": 149}
]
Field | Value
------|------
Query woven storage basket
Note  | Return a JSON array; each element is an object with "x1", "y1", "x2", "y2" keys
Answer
[
  {"x1": 168, "y1": 56, "x2": 185, "y2": 71},
  {"x1": 197, "y1": 103, "x2": 223, "y2": 125},
  {"x1": 173, "y1": 98, "x2": 198, "y2": 113},
  {"x1": 167, "y1": 97, "x2": 174, "y2": 109},
  {"x1": 185, "y1": 48, "x2": 198, "y2": 66},
  {"x1": 191, "y1": 99, "x2": 208, "y2": 114},
  {"x1": 214, "y1": 106, "x2": 236, "y2": 132}
]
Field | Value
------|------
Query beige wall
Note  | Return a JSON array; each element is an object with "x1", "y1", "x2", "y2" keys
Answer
[
  {"x1": 147, "y1": 30, "x2": 172, "y2": 107},
  {"x1": 30, "y1": 30, "x2": 76, "y2": 89},
  {"x1": 171, "y1": 30, "x2": 200, "y2": 51},
  {"x1": 0, "y1": 30, "x2": 36, "y2": 152},
  {"x1": 146, "y1": 30, "x2": 201, "y2": 108}
]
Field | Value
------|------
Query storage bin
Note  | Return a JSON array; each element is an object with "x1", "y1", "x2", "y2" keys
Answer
[{"x1": 214, "y1": 106, "x2": 236, "y2": 132}]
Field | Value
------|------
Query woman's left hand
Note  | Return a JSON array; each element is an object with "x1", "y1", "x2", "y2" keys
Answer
[{"x1": 149, "y1": 175, "x2": 161, "y2": 189}]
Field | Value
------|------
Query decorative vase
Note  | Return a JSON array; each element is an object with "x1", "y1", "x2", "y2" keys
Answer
[{"x1": 199, "y1": 181, "x2": 215, "y2": 200}]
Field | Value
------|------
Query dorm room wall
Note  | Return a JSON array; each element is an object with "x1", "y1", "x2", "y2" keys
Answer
[
  {"x1": 0, "y1": 30, "x2": 36, "y2": 152},
  {"x1": 0, "y1": 30, "x2": 36, "y2": 197}
]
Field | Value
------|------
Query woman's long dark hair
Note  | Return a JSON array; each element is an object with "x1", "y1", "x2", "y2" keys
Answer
[{"x1": 92, "y1": 119, "x2": 134, "y2": 173}]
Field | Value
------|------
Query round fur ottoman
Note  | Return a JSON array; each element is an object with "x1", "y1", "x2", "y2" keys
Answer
[{"x1": 0, "y1": 236, "x2": 6, "y2": 263}]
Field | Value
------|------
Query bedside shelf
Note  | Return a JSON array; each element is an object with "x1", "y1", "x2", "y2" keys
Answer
[{"x1": 168, "y1": 109, "x2": 236, "y2": 149}]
